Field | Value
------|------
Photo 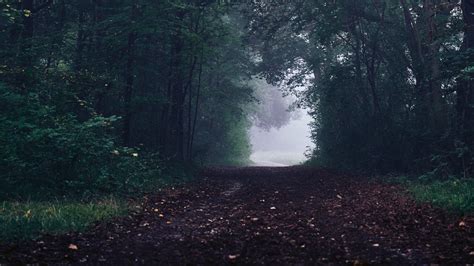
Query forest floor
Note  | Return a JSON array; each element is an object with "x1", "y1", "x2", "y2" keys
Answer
[{"x1": 1, "y1": 166, "x2": 473, "y2": 264}]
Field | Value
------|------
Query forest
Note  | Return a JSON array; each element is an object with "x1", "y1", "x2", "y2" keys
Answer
[{"x1": 1, "y1": 0, "x2": 474, "y2": 264}]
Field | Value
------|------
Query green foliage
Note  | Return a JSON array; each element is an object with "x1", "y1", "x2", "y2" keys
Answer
[
  {"x1": 247, "y1": 0, "x2": 473, "y2": 176},
  {"x1": 205, "y1": 118, "x2": 252, "y2": 166},
  {"x1": 1, "y1": 0, "x2": 257, "y2": 169},
  {"x1": 0, "y1": 83, "x2": 164, "y2": 199},
  {"x1": 406, "y1": 178, "x2": 474, "y2": 215},
  {"x1": 0, "y1": 199, "x2": 126, "y2": 242},
  {"x1": 0, "y1": 0, "x2": 256, "y2": 242}
]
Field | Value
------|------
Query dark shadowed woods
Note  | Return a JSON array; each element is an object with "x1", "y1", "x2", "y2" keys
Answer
[{"x1": 0, "y1": 0, "x2": 474, "y2": 264}]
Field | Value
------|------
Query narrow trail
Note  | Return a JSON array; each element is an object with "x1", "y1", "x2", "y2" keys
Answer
[{"x1": 1, "y1": 167, "x2": 473, "y2": 264}]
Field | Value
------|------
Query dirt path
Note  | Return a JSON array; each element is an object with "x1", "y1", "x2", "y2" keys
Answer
[{"x1": 1, "y1": 167, "x2": 473, "y2": 264}]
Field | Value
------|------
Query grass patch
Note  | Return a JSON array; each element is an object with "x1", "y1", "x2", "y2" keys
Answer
[
  {"x1": 0, "y1": 164, "x2": 195, "y2": 243},
  {"x1": 0, "y1": 198, "x2": 127, "y2": 242},
  {"x1": 403, "y1": 178, "x2": 474, "y2": 215}
]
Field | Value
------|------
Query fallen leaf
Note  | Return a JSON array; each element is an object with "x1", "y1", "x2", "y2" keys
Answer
[{"x1": 228, "y1": 254, "x2": 240, "y2": 260}]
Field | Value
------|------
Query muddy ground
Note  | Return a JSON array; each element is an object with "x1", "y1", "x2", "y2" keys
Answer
[{"x1": 1, "y1": 167, "x2": 473, "y2": 264}]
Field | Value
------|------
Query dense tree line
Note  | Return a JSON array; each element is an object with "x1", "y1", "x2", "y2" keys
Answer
[
  {"x1": 247, "y1": 0, "x2": 474, "y2": 177},
  {"x1": 1, "y1": 0, "x2": 472, "y2": 197},
  {"x1": 0, "y1": 0, "x2": 255, "y2": 197}
]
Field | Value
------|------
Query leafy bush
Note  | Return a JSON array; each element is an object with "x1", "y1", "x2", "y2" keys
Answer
[{"x1": 0, "y1": 84, "x2": 163, "y2": 199}]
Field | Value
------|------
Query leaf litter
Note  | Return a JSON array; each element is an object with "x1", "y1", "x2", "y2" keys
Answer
[{"x1": 0, "y1": 166, "x2": 473, "y2": 264}]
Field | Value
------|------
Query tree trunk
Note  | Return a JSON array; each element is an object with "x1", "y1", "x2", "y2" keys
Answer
[
  {"x1": 159, "y1": 63, "x2": 174, "y2": 152},
  {"x1": 74, "y1": 10, "x2": 86, "y2": 71},
  {"x1": 458, "y1": 0, "x2": 474, "y2": 146},
  {"x1": 189, "y1": 53, "x2": 204, "y2": 161},
  {"x1": 182, "y1": 55, "x2": 197, "y2": 159},
  {"x1": 167, "y1": 39, "x2": 185, "y2": 159},
  {"x1": 122, "y1": 2, "x2": 138, "y2": 146},
  {"x1": 425, "y1": 0, "x2": 448, "y2": 131},
  {"x1": 18, "y1": 0, "x2": 34, "y2": 71}
]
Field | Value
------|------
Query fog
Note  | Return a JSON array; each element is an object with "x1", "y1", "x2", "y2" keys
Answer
[{"x1": 249, "y1": 83, "x2": 314, "y2": 166}]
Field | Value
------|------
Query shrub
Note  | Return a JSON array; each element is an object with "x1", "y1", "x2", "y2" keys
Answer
[{"x1": 0, "y1": 84, "x2": 163, "y2": 199}]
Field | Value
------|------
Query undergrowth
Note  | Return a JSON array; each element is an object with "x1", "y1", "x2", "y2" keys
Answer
[
  {"x1": 0, "y1": 198, "x2": 127, "y2": 242},
  {"x1": 392, "y1": 176, "x2": 474, "y2": 215},
  {"x1": 0, "y1": 163, "x2": 194, "y2": 243}
]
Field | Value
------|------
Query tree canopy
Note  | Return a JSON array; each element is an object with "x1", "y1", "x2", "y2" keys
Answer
[
  {"x1": 246, "y1": 0, "x2": 474, "y2": 177},
  {"x1": 0, "y1": 0, "x2": 473, "y2": 198}
]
